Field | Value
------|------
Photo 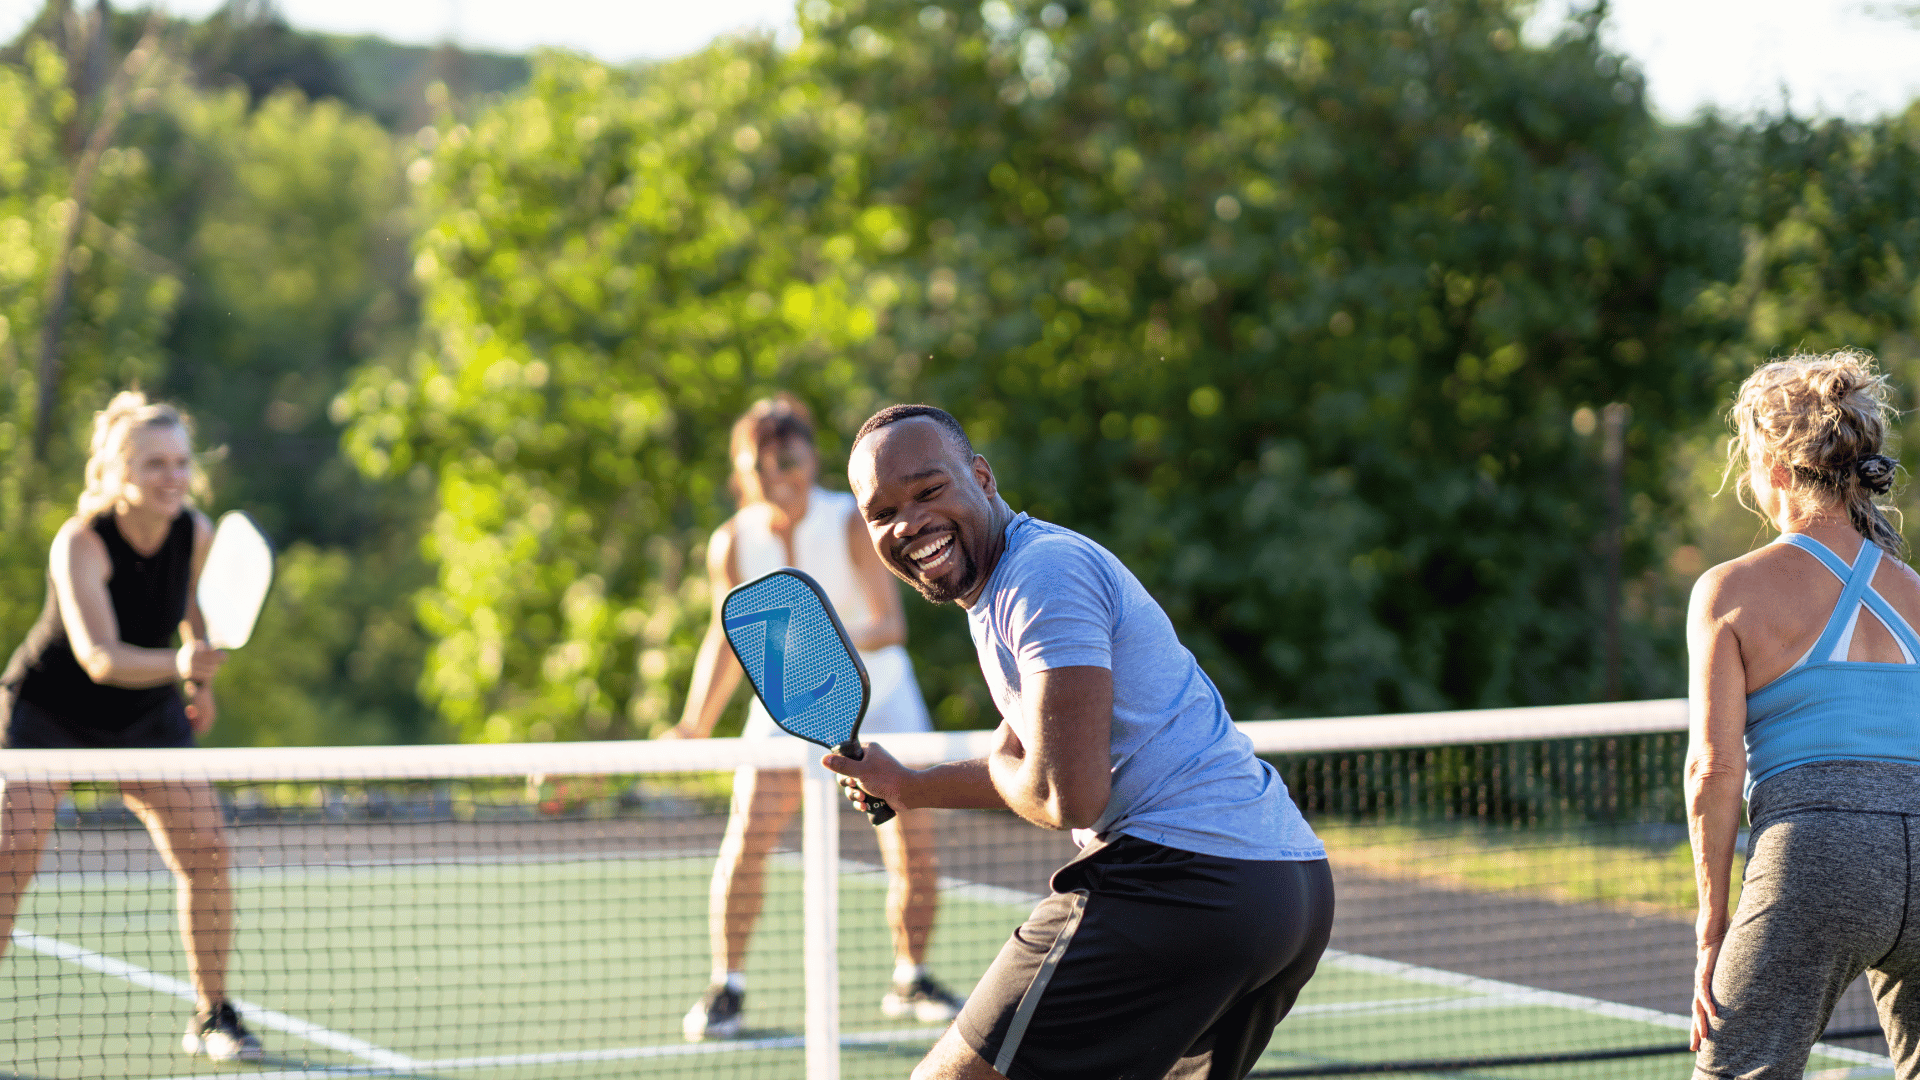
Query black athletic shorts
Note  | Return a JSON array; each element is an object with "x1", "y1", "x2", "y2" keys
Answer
[
  {"x1": 956, "y1": 832, "x2": 1335, "y2": 1080},
  {"x1": 1, "y1": 690, "x2": 194, "y2": 750}
]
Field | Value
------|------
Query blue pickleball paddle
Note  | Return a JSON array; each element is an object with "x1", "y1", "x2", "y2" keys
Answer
[{"x1": 721, "y1": 568, "x2": 895, "y2": 826}]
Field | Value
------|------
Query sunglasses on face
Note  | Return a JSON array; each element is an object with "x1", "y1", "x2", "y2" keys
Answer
[{"x1": 756, "y1": 450, "x2": 809, "y2": 475}]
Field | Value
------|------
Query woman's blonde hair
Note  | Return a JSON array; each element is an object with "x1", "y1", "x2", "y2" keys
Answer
[
  {"x1": 1727, "y1": 349, "x2": 1903, "y2": 557},
  {"x1": 76, "y1": 390, "x2": 205, "y2": 518}
]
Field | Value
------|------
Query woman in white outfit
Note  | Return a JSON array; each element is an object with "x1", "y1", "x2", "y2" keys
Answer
[{"x1": 668, "y1": 395, "x2": 962, "y2": 1041}]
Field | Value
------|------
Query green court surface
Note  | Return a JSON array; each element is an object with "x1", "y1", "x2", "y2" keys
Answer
[{"x1": 2, "y1": 857, "x2": 1889, "y2": 1080}]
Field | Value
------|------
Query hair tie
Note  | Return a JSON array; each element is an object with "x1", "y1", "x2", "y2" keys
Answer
[{"x1": 1857, "y1": 453, "x2": 1898, "y2": 494}]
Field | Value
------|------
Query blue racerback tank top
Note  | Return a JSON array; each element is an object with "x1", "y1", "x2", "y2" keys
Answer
[{"x1": 1744, "y1": 533, "x2": 1920, "y2": 791}]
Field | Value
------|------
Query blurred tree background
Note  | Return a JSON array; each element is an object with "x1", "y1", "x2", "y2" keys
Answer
[{"x1": 8, "y1": 0, "x2": 1920, "y2": 744}]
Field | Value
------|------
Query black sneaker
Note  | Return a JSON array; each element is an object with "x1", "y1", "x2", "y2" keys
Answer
[
  {"x1": 682, "y1": 983, "x2": 744, "y2": 1041},
  {"x1": 881, "y1": 973, "x2": 964, "y2": 1023},
  {"x1": 182, "y1": 1000, "x2": 263, "y2": 1062}
]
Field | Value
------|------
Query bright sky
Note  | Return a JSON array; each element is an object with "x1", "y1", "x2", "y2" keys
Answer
[{"x1": 3, "y1": 0, "x2": 1920, "y2": 121}]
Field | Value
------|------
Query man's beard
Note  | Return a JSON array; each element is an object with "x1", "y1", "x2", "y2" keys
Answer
[{"x1": 895, "y1": 531, "x2": 979, "y2": 605}]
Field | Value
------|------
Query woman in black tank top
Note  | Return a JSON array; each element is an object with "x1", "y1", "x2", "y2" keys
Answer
[{"x1": 0, "y1": 392, "x2": 261, "y2": 1062}]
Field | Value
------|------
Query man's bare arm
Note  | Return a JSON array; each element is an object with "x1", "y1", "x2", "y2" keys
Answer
[
  {"x1": 988, "y1": 666, "x2": 1111, "y2": 829},
  {"x1": 824, "y1": 668, "x2": 1112, "y2": 828}
]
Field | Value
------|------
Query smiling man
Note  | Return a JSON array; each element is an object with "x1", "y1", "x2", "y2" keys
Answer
[{"x1": 828, "y1": 404, "x2": 1334, "y2": 1080}]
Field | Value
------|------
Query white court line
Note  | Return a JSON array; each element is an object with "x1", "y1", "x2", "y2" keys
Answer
[
  {"x1": 1290, "y1": 995, "x2": 1472, "y2": 1017},
  {"x1": 1326, "y1": 950, "x2": 1894, "y2": 1070},
  {"x1": 12, "y1": 929, "x2": 418, "y2": 1070},
  {"x1": 1290, "y1": 993, "x2": 1537, "y2": 1019},
  {"x1": 143, "y1": 1071, "x2": 401, "y2": 1080},
  {"x1": 146, "y1": 1026, "x2": 952, "y2": 1079},
  {"x1": 417, "y1": 1025, "x2": 947, "y2": 1071}
]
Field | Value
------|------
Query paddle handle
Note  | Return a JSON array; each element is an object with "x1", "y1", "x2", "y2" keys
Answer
[{"x1": 835, "y1": 741, "x2": 895, "y2": 826}]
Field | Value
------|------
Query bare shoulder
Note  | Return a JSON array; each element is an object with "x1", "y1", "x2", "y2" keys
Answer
[
  {"x1": 1871, "y1": 550, "x2": 1920, "y2": 611},
  {"x1": 1878, "y1": 551, "x2": 1920, "y2": 587},
  {"x1": 49, "y1": 517, "x2": 108, "y2": 580},
  {"x1": 707, "y1": 518, "x2": 739, "y2": 578},
  {"x1": 189, "y1": 508, "x2": 215, "y2": 549},
  {"x1": 51, "y1": 516, "x2": 104, "y2": 558},
  {"x1": 843, "y1": 495, "x2": 873, "y2": 546},
  {"x1": 1691, "y1": 546, "x2": 1792, "y2": 617}
]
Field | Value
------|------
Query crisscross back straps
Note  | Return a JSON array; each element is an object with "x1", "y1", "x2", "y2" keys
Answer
[{"x1": 1776, "y1": 534, "x2": 1920, "y2": 662}]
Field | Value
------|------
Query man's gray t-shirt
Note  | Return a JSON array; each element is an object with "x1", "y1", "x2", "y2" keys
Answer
[{"x1": 966, "y1": 513, "x2": 1324, "y2": 861}]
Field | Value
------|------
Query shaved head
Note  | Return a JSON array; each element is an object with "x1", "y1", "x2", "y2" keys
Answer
[{"x1": 854, "y1": 404, "x2": 973, "y2": 465}]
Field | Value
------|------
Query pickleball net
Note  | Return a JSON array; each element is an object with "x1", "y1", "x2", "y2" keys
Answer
[{"x1": 0, "y1": 701, "x2": 1898, "y2": 1079}]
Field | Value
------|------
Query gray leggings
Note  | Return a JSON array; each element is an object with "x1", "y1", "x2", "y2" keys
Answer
[{"x1": 1695, "y1": 762, "x2": 1920, "y2": 1079}]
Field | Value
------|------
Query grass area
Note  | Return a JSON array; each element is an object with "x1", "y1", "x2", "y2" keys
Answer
[{"x1": 1311, "y1": 820, "x2": 1744, "y2": 917}]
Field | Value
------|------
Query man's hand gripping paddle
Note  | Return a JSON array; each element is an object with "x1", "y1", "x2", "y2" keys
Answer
[{"x1": 721, "y1": 568, "x2": 895, "y2": 826}]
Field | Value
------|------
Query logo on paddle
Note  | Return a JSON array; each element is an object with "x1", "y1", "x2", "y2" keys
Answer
[{"x1": 722, "y1": 607, "x2": 837, "y2": 722}]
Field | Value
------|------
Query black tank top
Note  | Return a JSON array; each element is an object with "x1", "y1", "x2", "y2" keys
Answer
[{"x1": 2, "y1": 510, "x2": 193, "y2": 728}]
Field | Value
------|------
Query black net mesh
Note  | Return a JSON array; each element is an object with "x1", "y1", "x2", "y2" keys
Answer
[{"x1": 0, "y1": 717, "x2": 1897, "y2": 1079}]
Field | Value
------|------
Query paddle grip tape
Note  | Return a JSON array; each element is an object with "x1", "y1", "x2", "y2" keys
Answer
[{"x1": 834, "y1": 740, "x2": 895, "y2": 826}]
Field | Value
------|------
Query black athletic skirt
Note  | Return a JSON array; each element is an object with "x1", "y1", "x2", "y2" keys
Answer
[
  {"x1": 956, "y1": 832, "x2": 1335, "y2": 1080},
  {"x1": 1, "y1": 689, "x2": 194, "y2": 750}
]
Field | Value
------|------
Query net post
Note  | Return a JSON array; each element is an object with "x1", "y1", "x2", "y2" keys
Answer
[{"x1": 802, "y1": 752, "x2": 842, "y2": 1080}]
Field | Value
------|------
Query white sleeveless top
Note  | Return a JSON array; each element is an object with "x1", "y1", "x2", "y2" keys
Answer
[
  {"x1": 730, "y1": 488, "x2": 931, "y2": 739},
  {"x1": 732, "y1": 488, "x2": 876, "y2": 636}
]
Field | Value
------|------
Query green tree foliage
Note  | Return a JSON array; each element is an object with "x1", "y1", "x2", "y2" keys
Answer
[
  {"x1": 12, "y1": 0, "x2": 1920, "y2": 748},
  {"x1": 345, "y1": 0, "x2": 1762, "y2": 741},
  {"x1": 0, "y1": 22, "x2": 430, "y2": 746},
  {"x1": 801, "y1": 0, "x2": 1748, "y2": 717},
  {"x1": 340, "y1": 48, "x2": 902, "y2": 741},
  {"x1": 170, "y1": 0, "x2": 350, "y2": 106},
  {"x1": 210, "y1": 542, "x2": 430, "y2": 746},
  {"x1": 0, "y1": 39, "x2": 179, "y2": 643},
  {"x1": 1697, "y1": 109, "x2": 1920, "y2": 398},
  {"x1": 125, "y1": 70, "x2": 430, "y2": 745},
  {"x1": 322, "y1": 38, "x2": 531, "y2": 132},
  {"x1": 1667, "y1": 106, "x2": 1920, "y2": 578},
  {"x1": 130, "y1": 80, "x2": 412, "y2": 544},
  {"x1": 100, "y1": 0, "x2": 533, "y2": 134}
]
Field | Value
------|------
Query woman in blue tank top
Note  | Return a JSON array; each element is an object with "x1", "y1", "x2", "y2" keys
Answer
[
  {"x1": 0, "y1": 392, "x2": 260, "y2": 1063},
  {"x1": 1688, "y1": 350, "x2": 1920, "y2": 1079}
]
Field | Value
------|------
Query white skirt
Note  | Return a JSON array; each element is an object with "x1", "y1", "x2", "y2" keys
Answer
[{"x1": 741, "y1": 643, "x2": 933, "y2": 741}]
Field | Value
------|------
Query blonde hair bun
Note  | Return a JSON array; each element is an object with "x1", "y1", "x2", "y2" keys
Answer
[{"x1": 1728, "y1": 349, "x2": 1903, "y2": 555}]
